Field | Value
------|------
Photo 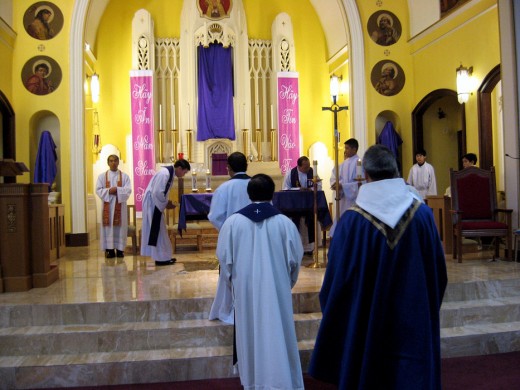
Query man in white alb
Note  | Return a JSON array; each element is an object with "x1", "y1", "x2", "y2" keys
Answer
[{"x1": 96, "y1": 154, "x2": 132, "y2": 258}]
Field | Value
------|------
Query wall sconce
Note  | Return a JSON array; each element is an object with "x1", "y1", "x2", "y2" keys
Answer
[
  {"x1": 330, "y1": 74, "x2": 342, "y2": 104},
  {"x1": 456, "y1": 64, "x2": 473, "y2": 104},
  {"x1": 90, "y1": 72, "x2": 100, "y2": 104}
]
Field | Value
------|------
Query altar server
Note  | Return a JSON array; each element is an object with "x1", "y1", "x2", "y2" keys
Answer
[
  {"x1": 310, "y1": 144, "x2": 447, "y2": 389},
  {"x1": 96, "y1": 154, "x2": 132, "y2": 258},
  {"x1": 140, "y1": 159, "x2": 190, "y2": 266},
  {"x1": 208, "y1": 152, "x2": 251, "y2": 324},
  {"x1": 217, "y1": 174, "x2": 304, "y2": 389}
]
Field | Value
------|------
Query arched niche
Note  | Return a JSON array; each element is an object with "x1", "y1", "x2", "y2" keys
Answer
[
  {"x1": 412, "y1": 89, "x2": 463, "y2": 195},
  {"x1": 29, "y1": 111, "x2": 61, "y2": 192}
]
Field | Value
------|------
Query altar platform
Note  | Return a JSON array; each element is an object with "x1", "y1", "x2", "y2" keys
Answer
[{"x1": 1, "y1": 242, "x2": 520, "y2": 388}]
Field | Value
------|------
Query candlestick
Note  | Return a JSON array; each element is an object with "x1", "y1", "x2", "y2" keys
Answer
[
  {"x1": 205, "y1": 169, "x2": 212, "y2": 192},
  {"x1": 270, "y1": 104, "x2": 274, "y2": 129},
  {"x1": 313, "y1": 160, "x2": 318, "y2": 178},
  {"x1": 356, "y1": 159, "x2": 362, "y2": 178},
  {"x1": 256, "y1": 129, "x2": 262, "y2": 162},
  {"x1": 270, "y1": 129, "x2": 277, "y2": 161},
  {"x1": 191, "y1": 172, "x2": 198, "y2": 192},
  {"x1": 159, "y1": 104, "x2": 163, "y2": 129}
]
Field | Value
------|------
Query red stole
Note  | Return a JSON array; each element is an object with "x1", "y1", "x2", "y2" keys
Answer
[{"x1": 102, "y1": 170, "x2": 122, "y2": 226}]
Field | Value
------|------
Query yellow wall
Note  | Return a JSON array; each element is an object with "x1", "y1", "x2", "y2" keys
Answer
[
  {"x1": 11, "y1": 0, "x2": 73, "y2": 231},
  {"x1": 0, "y1": 19, "x2": 15, "y2": 101}
]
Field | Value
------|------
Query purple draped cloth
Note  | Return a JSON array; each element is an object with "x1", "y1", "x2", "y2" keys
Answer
[
  {"x1": 377, "y1": 121, "x2": 403, "y2": 172},
  {"x1": 197, "y1": 43, "x2": 235, "y2": 141},
  {"x1": 34, "y1": 130, "x2": 57, "y2": 191}
]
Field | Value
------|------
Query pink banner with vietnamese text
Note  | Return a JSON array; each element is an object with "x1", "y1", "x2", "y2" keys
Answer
[
  {"x1": 130, "y1": 70, "x2": 156, "y2": 212},
  {"x1": 277, "y1": 72, "x2": 300, "y2": 175}
]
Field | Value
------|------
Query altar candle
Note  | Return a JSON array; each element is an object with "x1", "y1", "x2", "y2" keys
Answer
[
  {"x1": 256, "y1": 104, "x2": 260, "y2": 129},
  {"x1": 270, "y1": 105, "x2": 274, "y2": 129},
  {"x1": 356, "y1": 159, "x2": 362, "y2": 177},
  {"x1": 159, "y1": 104, "x2": 163, "y2": 129},
  {"x1": 313, "y1": 160, "x2": 318, "y2": 178},
  {"x1": 171, "y1": 104, "x2": 175, "y2": 129},
  {"x1": 187, "y1": 103, "x2": 191, "y2": 129}
]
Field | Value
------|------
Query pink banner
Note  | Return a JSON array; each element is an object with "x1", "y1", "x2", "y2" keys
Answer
[
  {"x1": 277, "y1": 72, "x2": 300, "y2": 175},
  {"x1": 130, "y1": 70, "x2": 156, "y2": 212}
]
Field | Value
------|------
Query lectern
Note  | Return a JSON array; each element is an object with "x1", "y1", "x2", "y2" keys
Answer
[{"x1": 0, "y1": 159, "x2": 59, "y2": 292}]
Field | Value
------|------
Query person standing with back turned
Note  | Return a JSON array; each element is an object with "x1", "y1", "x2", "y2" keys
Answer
[
  {"x1": 208, "y1": 152, "x2": 251, "y2": 324},
  {"x1": 309, "y1": 144, "x2": 447, "y2": 389},
  {"x1": 217, "y1": 174, "x2": 304, "y2": 389}
]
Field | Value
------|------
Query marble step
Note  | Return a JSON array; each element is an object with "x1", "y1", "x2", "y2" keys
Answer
[
  {"x1": 443, "y1": 278, "x2": 520, "y2": 302},
  {"x1": 0, "y1": 293, "x2": 321, "y2": 329},
  {"x1": 0, "y1": 339, "x2": 316, "y2": 389},
  {"x1": 440, "y1": 295, "x2": 520, "y2": 328},
  {"x1": 0, "y1": 313, "x2": 320, "y2": 357},
  {"x1": 441, "y1": 321, "x2": 520, "y2": 358}
]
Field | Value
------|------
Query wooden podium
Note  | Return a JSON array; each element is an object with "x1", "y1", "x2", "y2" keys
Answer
[{"x1": 0, "y1": 160, "x2": 59, "y2": 292}]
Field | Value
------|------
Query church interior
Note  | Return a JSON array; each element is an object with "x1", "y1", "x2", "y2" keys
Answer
[{"x1": 1, "y1": 0, "x2": 520, "y2": 388}]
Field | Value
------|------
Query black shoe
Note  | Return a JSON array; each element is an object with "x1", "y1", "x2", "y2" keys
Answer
[
  {"x1": 155, "y1": 258, "x2": 177, "y2": 266},
  {"x1": 116, "y1": 250, "x2": 124, "y2": 258},
  {"x1": 105, "y1": 249, "x2": 115, "y2": 258}
]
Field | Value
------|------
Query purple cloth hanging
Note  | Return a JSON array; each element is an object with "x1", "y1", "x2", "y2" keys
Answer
[
  {"x1": 34, "y1": 130, "x2": 57, "y2": 191},
  {"x1": 377, "y1": 121, "x2": 403, "y2": 159},
  {"x1": 197, "y1": 43, "x2": 235, "y2": 141}
]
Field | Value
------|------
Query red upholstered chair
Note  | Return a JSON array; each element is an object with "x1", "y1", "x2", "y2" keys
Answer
[{"x1": 450, "y1": 167, "x2": 512, "y2": 262}]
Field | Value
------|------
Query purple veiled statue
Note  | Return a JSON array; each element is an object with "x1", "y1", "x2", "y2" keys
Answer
[
  {"x1": 34, "y1": 130, "x2": 57, "y2": 191},
  {"x1": 377, "y1": 121, "x2": 403, "y2": 170}
]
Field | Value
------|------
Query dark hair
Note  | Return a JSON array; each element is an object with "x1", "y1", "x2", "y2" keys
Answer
[
  {"x1": 247, "y1": 174, "x2": 275, "y2": 201},
  {"x1": 228, "y1": 152, "x2": 248, "y2": 173},
  {"x1": 106, "y1": 154, "x2": 119, "y2": 164},
  {"x1": 36, "y1": 9, "x2": 52, "y2": 21},
  {"x1": 363, "y1": 144, "x2": 399, "y2": 181},
  {"x1": 344, "y1": 138, "x2": 359, "y2": 150},
  {"x1": 35, "y1": 63, "x2": 49, "y2": 73},
  {"x1": 174, "y1": 159, "x2": 191, "y2": 171},
  {"x1": 415, "y1": 149, "x2": 427, "y2": 156},
  {"x1": 297, "y1": 156, "x2": 310, "y2": 167},
  {"x1": 462, "y1": 153, "x2": 477, "y2": 164}
]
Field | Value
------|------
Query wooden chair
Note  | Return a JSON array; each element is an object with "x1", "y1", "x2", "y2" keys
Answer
[
  {"x1": 127, "y1": 204, "x2": 138, "y2": 254},
  {"x1": 450, "y1": 167, "x2": 512, "y2": 262}
]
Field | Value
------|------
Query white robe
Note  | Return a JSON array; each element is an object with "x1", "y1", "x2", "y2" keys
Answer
[
  {"x1": 140, "y1": 167, "x2": 174, "y2": 261},
  {"x1": 208, "y1": 172, "x2": 251, "y2": 230},
  {"x1": 407, "y1": 161, "x2": 437, "y2": 199},
  {"x1": 217, "y1": 209, "x2": 304, "y2": 390},
  {"x1": 208, "y1": 172, "x2": 251, "y2": 324},
  {"x1": 330, "y1": 154, "x2": 362, "y2": 236},
  {"x1": 96, "y1": 170, "x2": 132, "y2": 251}
]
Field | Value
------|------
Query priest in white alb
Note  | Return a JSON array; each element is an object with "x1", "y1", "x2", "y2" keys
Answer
[{"x1": 96, "y1": 154, "x2": 132, "y2": 258}]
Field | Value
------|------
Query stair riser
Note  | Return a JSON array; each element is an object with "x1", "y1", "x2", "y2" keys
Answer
[
  {"x1": 0, "y1": 293, "x2": 320, "y2": 328},
  {"x1": 441, "y1": 330, "x2": 520, "y2": 358},
  {"x1": 441, "y1": 302, "x2": 520, "y2": 327}
]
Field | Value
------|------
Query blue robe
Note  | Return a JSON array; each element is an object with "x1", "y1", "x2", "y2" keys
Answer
[{"x1": 309, "y1": 200, "x2": 447, "y2": 389}]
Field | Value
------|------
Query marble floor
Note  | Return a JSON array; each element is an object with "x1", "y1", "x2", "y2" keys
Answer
[{"x1": 1, "y1": 240, "x2": 520, "y2": 305}]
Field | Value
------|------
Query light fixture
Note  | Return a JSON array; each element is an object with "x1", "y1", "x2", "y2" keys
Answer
[
  {"x1": 92, "y1": 110, "x2": 102, "y2": 154},
  {"x1": 456, "y1": 64, "x2": 473, "y2": 104},
  {"x1": 90, "y1": 72, "x2": 100, "y2": 104},
  {"x1": 329, "y1": 74, "x2": 342, "y2": 104}
]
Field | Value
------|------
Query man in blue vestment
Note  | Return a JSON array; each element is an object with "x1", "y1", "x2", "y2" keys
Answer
[{"x1": 309, "y1": 144, "x2": 447, "y2": 389}]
